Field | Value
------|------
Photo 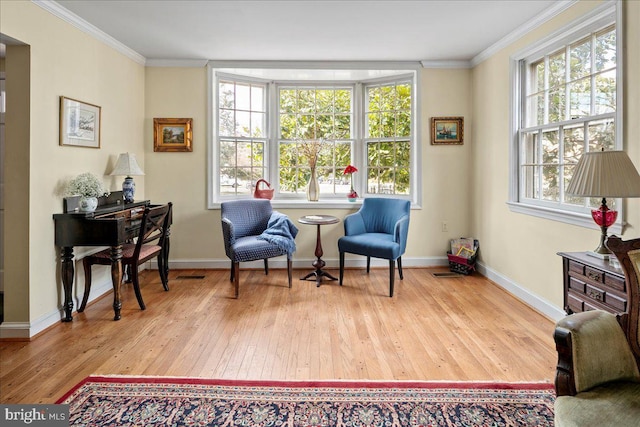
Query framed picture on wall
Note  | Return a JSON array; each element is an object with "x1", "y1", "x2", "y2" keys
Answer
[
  {"x1": 431, "y1": 116, "x2": 464, "y2": 145},
  {"x1": 59, "y1": 96, "x2": 101, "y2": 148},
  {"x1": 153, "y1": 118, "x2": 193, "y2": 152}
]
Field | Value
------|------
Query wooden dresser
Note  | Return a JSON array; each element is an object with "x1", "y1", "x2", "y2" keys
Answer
[{"x1": 558, "y1": 252, "x2": 627, "y2": 315}]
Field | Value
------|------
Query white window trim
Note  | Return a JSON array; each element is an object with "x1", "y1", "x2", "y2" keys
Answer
[
  {"x1": 508, "y1": 1, "x2": 624, "y2": 234},
  {"x1": 207, "y1": 61, "x2": 422, "y2": 209},
  {"x1": 272, "y1": 81, "x2": 356, "y2": 201}
]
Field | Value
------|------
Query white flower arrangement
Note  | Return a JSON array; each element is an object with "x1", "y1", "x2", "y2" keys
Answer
[{"x1": 65, "y1": 172, "x2": 109, "y2": 198}]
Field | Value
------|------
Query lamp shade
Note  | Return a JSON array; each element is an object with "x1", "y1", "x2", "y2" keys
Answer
[
  {"x1": 110, "y1": 152, "x2": 144, "y2": 177},
  {"x1": 566, "y1": 150, "x2": 640, "y2": 198}
]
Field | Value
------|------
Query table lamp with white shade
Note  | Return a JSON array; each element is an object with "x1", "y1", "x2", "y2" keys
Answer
[
  {"x1": 566, "y1": 150, "x2": 640, "y2": 260},
  {"x1": 110, "y1": 152, "x2": 144, "y2": 203}
]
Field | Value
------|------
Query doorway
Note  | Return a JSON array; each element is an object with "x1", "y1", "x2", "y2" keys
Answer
[{"x1": 0, "y1": 50, "x2": 5, "y2": 323}]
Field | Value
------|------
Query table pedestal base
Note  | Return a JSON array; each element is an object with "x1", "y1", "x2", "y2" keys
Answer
[{"x1": 300, "y1": 257, "x2": 338, "y2": 287}]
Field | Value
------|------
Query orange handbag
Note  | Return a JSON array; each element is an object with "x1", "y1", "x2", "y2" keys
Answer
[{"x1": 253, "y1": 179, "x2": 274, "y2": 200}]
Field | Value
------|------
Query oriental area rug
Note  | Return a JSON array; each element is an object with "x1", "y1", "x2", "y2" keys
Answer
[{"x1": 57, "y1": 376, "x2": 555, "y2": 426}]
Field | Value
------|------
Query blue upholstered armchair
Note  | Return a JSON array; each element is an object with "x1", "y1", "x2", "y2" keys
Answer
[
  {"x1": 221, "y1": 199, "x2": 298, "y2": 298},
  {"x1": 338, "y1": 198, "x2": 410, "y2": 297}
]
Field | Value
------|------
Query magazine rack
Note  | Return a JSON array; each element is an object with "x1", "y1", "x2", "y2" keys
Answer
[{"x1": 447, "y1": 238, "x2": 479, "y2": 275}]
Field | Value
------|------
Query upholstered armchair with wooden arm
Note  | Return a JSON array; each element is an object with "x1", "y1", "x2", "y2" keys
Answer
[{"x1": 553, "y1": 235, "x2": 640, "y2": 426}]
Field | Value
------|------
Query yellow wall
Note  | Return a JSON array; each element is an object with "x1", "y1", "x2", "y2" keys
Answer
[
  {"x1": 471, "y1": 0, "x2": 640, "y2": 309},
  {"x1": 143, "y1": 66, "x2": 473, "y2": 266},
  {"x1": 1, "y1": 0, "x2": 638, "y2": 337},
  {"x1": 0, "y1": 1, "x2": 145, "y2": 334}
]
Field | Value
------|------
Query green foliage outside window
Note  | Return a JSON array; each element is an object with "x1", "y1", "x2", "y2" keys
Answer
[
  {"x1": 216, "y1": 75, "x2": 414, "y2": 199},
  {"x1": 278, "y1": 87, "x2": 352, "y2": 194},
  {"x1": 523, "y1": 26, "x2": 616, "y2": 208},
  {"x1": 366, "y1": 82, "x2": 412, "y2": 195}
]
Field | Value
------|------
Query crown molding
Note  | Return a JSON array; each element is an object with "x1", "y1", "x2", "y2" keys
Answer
[
  {"x1": 36, "y1": 0, "x2": 584, "y2": 71},
  {"x1": 33, "y1": 0, "x2": 146, "y2": 65},
  {"x1": 145, "y1": 59, "x2": 209, "y2": 68},
  {"x1": 471, "y1": 0, "x2": 579, "y2": 67},
  {"x1": 420, "y1": 60, "x2": 471, "y2": 69}
]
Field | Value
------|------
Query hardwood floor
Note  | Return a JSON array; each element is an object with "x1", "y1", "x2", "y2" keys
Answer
[{"x1": 0, "y1": 267, "x2": 557, "y2": 403}]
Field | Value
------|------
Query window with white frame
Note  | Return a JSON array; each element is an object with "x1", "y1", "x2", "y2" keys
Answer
[
  {"x1": 211, "y1": 66, "x2": 417, "y2": 205},
  {"x1": 510, "y1": 5, "x2": 620, "y2": 225},
  {"x1": 365, "y1": 80, "x2": 412, "y2": 195},
  {"x1": 278, "y1": 86, "x2": 354, "y2": 196},
  {"x1": 218, "y1": 79, "x2": 268, "y2": 196}
]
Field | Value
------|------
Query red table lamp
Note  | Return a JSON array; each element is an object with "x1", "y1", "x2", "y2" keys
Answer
[{"x1": 566, "y1": 150, "x2": 640, "y2": 259}]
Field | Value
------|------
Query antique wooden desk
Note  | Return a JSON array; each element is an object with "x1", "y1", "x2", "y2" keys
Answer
[{"x1": 53, "y1": 191, "x2": 170, "y2": 321}]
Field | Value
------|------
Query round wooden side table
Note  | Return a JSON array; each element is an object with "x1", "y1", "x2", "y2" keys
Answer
[{"x1": 298, "y1": 215, "x2": 340, "y2": 287}]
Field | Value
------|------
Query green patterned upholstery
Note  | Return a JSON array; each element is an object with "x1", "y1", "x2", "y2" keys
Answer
[
  {"x1": 555, "y1": 382, "x2": 640, "y2": 427},
  {"x1": 555, "y1": 311, "x2": 639, "y2": 393},
  {"x1": 554, "y1": 236, "x2": 640, "y2": 426}
]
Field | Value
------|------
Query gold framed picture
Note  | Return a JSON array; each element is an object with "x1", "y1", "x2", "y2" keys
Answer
[
  {"x1": 153, "y1": 118, "x2": 193, "y2": 152},
  {"x1": 59, "y1": 96, "x2": 101, "y2": 148},
  {"x1": 431, "y1": 117, "x2": 464, "y2": 145}
]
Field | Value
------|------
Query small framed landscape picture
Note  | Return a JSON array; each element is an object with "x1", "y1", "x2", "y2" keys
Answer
[
  {"x1": 431, "y1": 117, "x2": 464, "y2": 145},
  {"x1": 59, "y1": 96, "x2": 101, "y2": 148},
  {"x1": 154, "y1": 118, "x2": 193, "y2": 152}
]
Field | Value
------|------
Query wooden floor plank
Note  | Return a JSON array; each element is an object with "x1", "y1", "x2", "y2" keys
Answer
[{"x1": 0, "y1": 267, "x2": 558, "y2": 403}]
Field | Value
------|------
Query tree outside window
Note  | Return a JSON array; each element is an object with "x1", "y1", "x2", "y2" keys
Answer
[
  {"x1": 520, "y1": 25, "x2": 616, "y2": 211},
  {"x1": 213, "y1": 70, "x2": 415, "y2": 202},
  {"x1": 278, "y1": 87, "x2": 353, "y2": 195}
]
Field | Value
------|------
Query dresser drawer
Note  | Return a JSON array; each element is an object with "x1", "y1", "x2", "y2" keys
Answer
[
  {"x1": 568, "y1": 276, "x2": 586, "y2": 293},
  {"x1": 584, "y1": 266, "x2": 604, "y2": 283},
  {"x1": 583, "y1": 298, "x2": 603, "y2": 312},
  {"x1": 571, "y1": 290, "x2": 609, "y2": 312},
  {"x1": 604, "y1": 273, "x2": 625, "y2": 293},
  {"x1": 569, "y1": 260, "x2": 585, "y2": 275},
  {"x1": 605, "y1": 291, "x2": 627, "y2": 312},
  {"x1": 567, "y1": 291, "x2": 585, "y2": 313}
]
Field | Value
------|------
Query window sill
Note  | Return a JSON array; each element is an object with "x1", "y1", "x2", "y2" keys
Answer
[
  {"x1": 506, "y1": 201, "x2": 623, "y2": 235},
  {"x1": 210, "y1": 197, "x2": 419, "y2": 210}
]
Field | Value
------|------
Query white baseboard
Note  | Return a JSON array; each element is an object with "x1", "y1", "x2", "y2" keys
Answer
[
  {"x1": 476, "y1": 261, "x2": 566, "y2": 322},
  {"x1": 149, "y1": 256, "x2": 450, "y2": 270},
  {"x1": 2, "y1": 256, "x2": 564, "y2": 339},
  {"x1": 0, "y1": 322, "x2": 31, "y2": 339},
  {"x1": 0, "y1": 273, "x2": 115, "y2": 339}
]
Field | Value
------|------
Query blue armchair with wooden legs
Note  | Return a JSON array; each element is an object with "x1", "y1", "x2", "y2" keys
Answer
[
  {"x1": 221, "y1": 199, "x2": 298, "y2": 298},
  {"x1": 338, "y1": 197, "x2": 410, "y2": 297}
]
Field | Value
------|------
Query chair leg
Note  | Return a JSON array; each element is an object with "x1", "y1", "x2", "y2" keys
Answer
[
  {"x1": 130, "y1": 264, "x2": 146, "y2": 310},
  {"x1": 287, "y1": 259, "x2": 293, "y2": 288},
  {"x1": 264, "y1": 259, "x2": 269, "y2": 275},
  {"x1": 233, "y1": 261, "x2": 240, "y2": 298},
  {"x1": 366, "y1": 256, "x2": 371, "y2": 273},
  {"x1": 79, "y1": 258, "x2": 93, "y2": 312},
  {"x1": 157, "y1": 254, "x2": 169, "y2": 291},
  {"x1": 230, "y1": 260, "x2": 234, "y2": 282},
  {"x1": 339, "y1": 252, "x2": 345, "y2": 286},
  {"x1": 398, "y1": 256, "x2": 403, "y2": 280},
  {"x1": 389, "y1": 259, "x2": 395, "y2": 297}
]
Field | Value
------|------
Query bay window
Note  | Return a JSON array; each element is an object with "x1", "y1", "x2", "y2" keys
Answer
[{"x1": 209, "y1": 64, "x2": 419, "y2": 207}]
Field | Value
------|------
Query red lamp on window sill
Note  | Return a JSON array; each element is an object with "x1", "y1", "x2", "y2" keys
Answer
[{"x1": 566, "y1": 150, "x2": 640, "y2": 260}]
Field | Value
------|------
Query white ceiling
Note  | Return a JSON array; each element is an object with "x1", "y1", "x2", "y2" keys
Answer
[{"x1": 50, "y1": 0, "x2": 570, "y2": 65}]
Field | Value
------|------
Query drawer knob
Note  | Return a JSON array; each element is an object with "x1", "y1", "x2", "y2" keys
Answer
[
  {"x1": 587, "y1": 272, "x2": 601, "y2": 281},
  {"x1": 588, "y1": 291, "x2": 603, "y2": 301}
]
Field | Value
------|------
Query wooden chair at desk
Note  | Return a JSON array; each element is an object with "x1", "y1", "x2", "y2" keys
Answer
[{"x1": 79, "y1": 202, "x2": 172, "y2": 313}]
